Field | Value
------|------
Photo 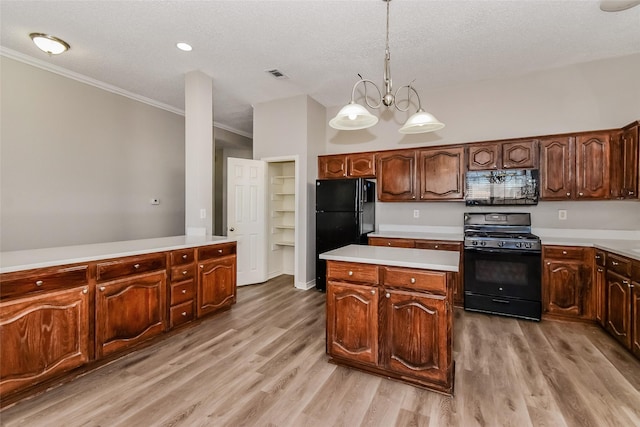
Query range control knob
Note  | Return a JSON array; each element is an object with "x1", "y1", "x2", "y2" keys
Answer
[
  {"x1": 472, "y1": 240, "x2": 478, "y2": 246},
  {"x1": 480, "y1": 241, "x2": 487, "y2": 246},
  {"x1": 498, "y1": 241, "x2": 506, "y2": 247},
  {"x1": 525, "y1": 242, "x2": 532, "y2": 249}
]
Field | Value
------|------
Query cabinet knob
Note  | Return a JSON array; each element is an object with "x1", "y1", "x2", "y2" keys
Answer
[
  {"x1": 547, "y1": 262, "x2": 551, "y2": 265},
  {"x1": 623, "y1": 280, "x2": 630, "y2": 285},
  {"x1": 630, "y1": 191, "x2": 635, "y2": 195},
  {"x1": 182, "y1": 289, "x2": 187, "y2": 294},
  {"x1": 218, "y1": 249, "x2": 223, "y2": 254},
  {"x1": 387, "y1": 242, "x2": 391, "y2": 246},
  {"x1": 370, "y1": 289, "x2": 375, "y2": 295},
  {"x1": 595, "y1": 255, "x2": 600, "y2": 259},
  {"x1": 182, "y1": 312, "x2": 187, "y2": 316},
  {"x1": 566, "y1": 192, "x2": 571, "y2": 197},
  {"x1": 35, "y1": 280, "x2": 43, "y2": 286},
  {"x1": 612, "y1": 261, "x2": 619, "y2": 266},
  {"x1": 134, "y1": 264, "x2": 140, "y2": 269},
  {"x1": 182, "y1": 270, "x2": 188, "y2": 275},
  {"x1": 562, "y1": 251, "x2": 567, "y2": 255},
  {"x1": 200, "y1": 265, "x2": 204, "y2": 269},
  {"x1": 579, "y1": 192, "x2": 584, "y2": 197},
  {"x1": 434, "y1": 245, "x2": 439, "y2": 249},
  {"x1": 410, "y1": 277, "x2": 416, "y2": 284},
  {"x1": 598, "y1": 268, "x2": 603, "y2": 272},
  {"x1": 82, "y1": 288, "x2": 88, "y2": 294},
  {"x1": 99, "y1": 286, "x2": 106, "y2": 292},
  {"x1": 348, "y1": 271, "x2": 354, "y2": 276},
  {"x1": 385, "y1": 293, "x2": 390, "y2": 298},
  {"x1": 182, "y1": 254, "x2": 188, "y2": 259}
]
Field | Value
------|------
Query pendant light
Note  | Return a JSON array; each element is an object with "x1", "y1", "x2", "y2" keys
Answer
[{"x1": 329, "y1": 0, "x2": 444, "y2": 134}]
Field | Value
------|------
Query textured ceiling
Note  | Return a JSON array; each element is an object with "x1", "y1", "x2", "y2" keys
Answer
[{"x1": 1, "y1": 0, "x2": 639, "y2": 138}]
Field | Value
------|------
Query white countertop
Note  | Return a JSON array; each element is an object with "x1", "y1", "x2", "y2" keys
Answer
[
  {"x1": 320, "y1": 244, "x2": 459, "y2": 272},
  {"x1": 0, "y1": 235, "x2": 236, "y2": 274},
  {"x1": 369, "y1": 231, "x2": 464, "y2": 242},
  {"x1": 538, "y1": 237, "x2": 640, "y2": 261}
]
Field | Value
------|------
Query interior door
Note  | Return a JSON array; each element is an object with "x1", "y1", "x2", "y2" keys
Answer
[{"x1": 227, "y1": 158, "x2": 267, "y2": 286}]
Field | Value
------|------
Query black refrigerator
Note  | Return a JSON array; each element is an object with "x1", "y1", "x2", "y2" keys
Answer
[{"x1": 315, "y1": 178, "x2": 375, "y2": 291}]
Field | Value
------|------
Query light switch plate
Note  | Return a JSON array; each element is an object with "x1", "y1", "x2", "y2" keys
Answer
[{"x1": 558, "y1": 209, "x2": 567, "y2": 220}]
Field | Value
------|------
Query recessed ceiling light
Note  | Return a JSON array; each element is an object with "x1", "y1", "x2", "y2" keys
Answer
[
  {"x1": 176, "y1": 42, "x2": 192, "y2": 52},
  {"x1": 29, "y1": 33, "x2": 70, "y2": 55}
]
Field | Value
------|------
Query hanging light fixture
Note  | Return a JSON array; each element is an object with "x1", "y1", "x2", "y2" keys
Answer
[
  {"x1": 29, "y1": 33, "x2": 70, "y2": 55},
  {"x1": 330, "y1": 0, "x2": 444, "y2": 134}
]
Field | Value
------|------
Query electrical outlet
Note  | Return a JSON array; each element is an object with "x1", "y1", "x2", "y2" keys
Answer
[
  {"x1": 150, "y1": 198, "x2": 160, "y2": 205},
  {"x1": 413, "y1": 209, "x2": 420, "y2": 218},
  {"x1": 558, "y1": 209, "x2": 567, "y2": 220},
  {"x1": 200, "y1": 208, "x2": 207, "y2": 219}
]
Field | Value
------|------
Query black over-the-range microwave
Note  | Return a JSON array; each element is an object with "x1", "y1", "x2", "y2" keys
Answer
[{"x1": 465, "y1": 169, "x2": 539, "y2": 206}]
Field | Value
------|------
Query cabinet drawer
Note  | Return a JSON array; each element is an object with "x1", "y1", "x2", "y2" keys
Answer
[
  {"x1": 327, "y1": 262, "x2": 379, "y2": 284},
  {"x1": 171, "y1": 264, "x2": 196, "y2": 282},
  {"x1": 170, "y1": 280, "x2": 195, "y2": 305},
  {"x1": 632, "y1": 260, "x2": 640, "y2": 282},
  {"x1": 170, "y1": 301, "x2": 195, "y2": 328},
  {"x1": 543, "y1": 246, "x2": 585, "y2": 260},
  {"x1": 368, "y1": 237, "x2": 415, "y2": 248},
  {"x1": 594, "y1": 250, "x2": 606, "y2": 267},
  {"x1": 382, "y1": 267, "x2": 447, "y2": 294},
  {"x1": 198, "y1": 243, "x2": 236, "y2": 261},
  {"x1": 96, "y1": 253, "x2": 166, "y2": 282},
  {"x1": 608, "y1": 253, "x2": 632, "y2": 277},
  {"x1": 414, "y1": 240, "x2": 461, "y2": 251},
  {"x1": 170, "y1": 249, "x2": 195, "y2": 266},
  {"x1": 0, "y1": 265, "x2": 88, "y2": 300}
]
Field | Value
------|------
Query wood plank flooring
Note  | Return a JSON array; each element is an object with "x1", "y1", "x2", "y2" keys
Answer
[{"x1": 1, "y1": 275, "x2": 639, "y2": 427}]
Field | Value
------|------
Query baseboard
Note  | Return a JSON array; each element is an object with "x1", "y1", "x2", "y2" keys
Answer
[{"x1": 295, "y1": 278, "x2": 316, "y2": 290}]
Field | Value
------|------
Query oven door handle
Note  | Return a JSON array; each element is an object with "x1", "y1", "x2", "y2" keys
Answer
[
  {"x1": 491, "y1": 298, "x2": 511, "y2": 304},
  {"x1": 464, "y1": 247, "x2": 541, "y2": 255}
]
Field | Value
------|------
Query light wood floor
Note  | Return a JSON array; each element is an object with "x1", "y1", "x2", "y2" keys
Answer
[{"x1": 1, "y1": 275, "x2": 639, "y2": 427}]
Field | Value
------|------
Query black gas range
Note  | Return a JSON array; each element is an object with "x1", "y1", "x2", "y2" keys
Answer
[{"x1": 463, "y1": 212, "x2": 542, "y2": 321}]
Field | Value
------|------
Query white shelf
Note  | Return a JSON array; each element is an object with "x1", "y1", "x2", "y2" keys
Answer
[
  {"x1": 274, "y1": 192, "x2": 295, "y2": 196},
  {"x1": 274, "y1": 225, "x2": 295, "y2": 229},
  {"x1": 274, "y1": 209, "x2": 295, "y2": 213},
  {"x1": 273, "y1": 175, "x2": 295, "y2": 179},
  {"x1": 275, "y1": 241, "x2": 295, "y2": 247}
]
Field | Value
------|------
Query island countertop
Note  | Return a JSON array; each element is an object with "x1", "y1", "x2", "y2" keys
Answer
[
  {"x1": 0, "y1": 235, "x2": 236, "y2": 274},
  {"x1": 320, "y1": 244, "x2": 459, "y2": 272}
]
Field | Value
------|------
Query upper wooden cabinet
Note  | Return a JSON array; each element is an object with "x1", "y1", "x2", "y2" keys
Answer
[
  {"x1": 377, "y1": 150, "x2": 418, "y2": 201},
  {"x1": 318, "y1": 152, "x2": 376, "y2": 179},
  {"x1": 418, "y1": 146, "x2": 464, "y2": 200},
  {"x1": 611, "y1": 122, "x2": 638, "y2": 199},
  {"x1": 467, "y1": 139, "x2": 538, "y2": 171},
  {"x1": 540, "y1": 132, "x2": 611, "y2": 200}
]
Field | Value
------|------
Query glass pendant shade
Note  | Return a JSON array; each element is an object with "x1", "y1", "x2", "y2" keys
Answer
[
  {"x1": 329, "y1": 102, "x2": 379, "y2": 130},
  {"x1": 399, "y1": 109, "x2": 445, "y2": 134}
]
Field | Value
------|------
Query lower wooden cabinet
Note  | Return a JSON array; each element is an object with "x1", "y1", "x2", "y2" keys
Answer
[
  {"x1": 542, "y1": 246, "x2": 594, "y2": 320},
  {"x1": 326, "y1": 260, "x2": 453, "y2": 394},
  {"x1": 95, "y1": 271, "x2": 167, "y2": 359},
  {"x1": 326, "y1": 281, "x2": 379, "y2": 366},
  {"x1": 197, "y1": 253, "x2": 237, "y2": 318},
  {"x1": 595, "y1": 265, "x2": 607, "y2": 327},
  {"x1": 605, "y1": 270, "x2": 632, "y2": 348},
  {"x1": 0, "y1": 286, "x2": 90, "y2": 396},
  {"x1": 633, "y1": 284, "x2": 640, "y2": 358}
]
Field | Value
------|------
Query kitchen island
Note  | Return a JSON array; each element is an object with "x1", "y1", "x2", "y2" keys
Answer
[{"x1": 320, "y1": 244, "x2": 459, "y2": 394}]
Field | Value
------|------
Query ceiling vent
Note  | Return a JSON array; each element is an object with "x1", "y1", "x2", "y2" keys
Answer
[{"x1": 265, "y1": 69, "x2": 289, "y2": 79}]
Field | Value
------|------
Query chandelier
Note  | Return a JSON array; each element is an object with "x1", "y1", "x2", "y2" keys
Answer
[{"x1": 329, "y1": 0, "x2": 444, "y2": 134}]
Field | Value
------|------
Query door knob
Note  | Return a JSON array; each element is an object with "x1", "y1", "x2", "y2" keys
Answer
[{"x1": 229, "y1": 227, "x2": 235, "y2": 232}]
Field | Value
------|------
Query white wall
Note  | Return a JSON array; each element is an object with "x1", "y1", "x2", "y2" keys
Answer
[
  {"x1": 253, "y1": 94, "x2": 326, "y2": 288},
  {"x1": 325, "y1": 53, "x2": 640, "y2": 232},
  {"x1": 0, "y1": 56, "x2": 186, "y2": 251}
]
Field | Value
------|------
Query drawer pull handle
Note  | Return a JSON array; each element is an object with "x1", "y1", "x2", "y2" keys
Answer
[
  {"x1": 182, "y1": 312, "x2": 187, "y2": 317},
  {"x1": 385, "y1": 293, "x2": 390, "y2": 298},
  {"x1": 595, "y1": 255, "x2": 601, "y2": 259},
  {"x1": 348, "y1": 271, "x2": 353, "y2": 276},
  {"x1": 35, "y1": 280, "x2": 44, "y2": 286},
  {"x1": 410, "y1": 277, "x2": 416, "y2": 284},
  {"x1": 182, "y1": 254, "x2": 188, "y2": 259},
  {"x1": 182, "y1": 289, "x2": 187, "y2": 294},
  {"x1": 218, "y1": 249, "x2": 223, "y2": 254},
  {"x1": 99, "y1": 286, "x2": 106, "y2": 292},
  {"x1": 182, "y1": 270, "x2": 188, "y2": 275},
  {"x1": 134, "y1": 264, "x2": 140, "y2": 269},
  {"x1": 82, "y1": 288, "x2": 88, "y2": 294},
  {"x1": 612, "y1": 261, "x2": 619, "y2": 266},
  {"x1": 562, "y1": 251, "x2": 567, "y2": 255}
]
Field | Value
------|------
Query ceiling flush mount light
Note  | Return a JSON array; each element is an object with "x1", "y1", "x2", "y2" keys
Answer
[
  {"x1": 330, "y1": 0, "x2": 444, "y2": 134},
  {"x1": 29, "y1": 33, "x2": 70, "y2": 55},
  {"x1": 176, "y1": 42, "x2": 193, "y2": 52},
  {"x1": 599, "y1": 0, "x2": 640, "y2": 11}
]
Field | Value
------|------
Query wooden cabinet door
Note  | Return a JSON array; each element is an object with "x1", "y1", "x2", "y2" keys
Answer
[
  {"x1": 543, "y1": 259, "x2": 584, "y2": 317},
  {"x1": 96, "y1": 271, "x2": 167, "y2": 358},
  {"x1": 318, "y1": 155, "x2": 347, "y2": 179},
  {"x1": 418, "y1": 147, "x2": 464, "y2": 200},
  {"x1": 595, "y1": 265, "x2": 607, "y2": 327},
  {"x1": 326, "y1": 281, "x2": 379, "y2": 366},
  {"x1": 347, "y1": 152, "x2": 376, "y2": 178},
  {"x1": 377, "y1": 150, "x2": 417, "y2": 201},
  {"x1": 540, "y1": 137, "x2": 574, "y2": 200},
  {"x1": 621, "y1": 126, "x2": 638, "y2": 198},
  {"x1": 467, "y1": 143, "x2": 499, "y2": 171},
  {"x1": 575, "y1": 133, "x2": 610, "y2": 199},
  {"x1": 383, "y1": 289, "x2": 451, "y2": 386},
  {"x1": 605, "y1": 271, "x2": 632, "y2": 349},
  {"x1": 0, "y1": 286, "x2": 90, "y2": 396},
  {"x1": 501, "y1": 140, "x2": 538, "y2": 169},
  {"x1": 197, "y1": 255, "x2": 237, "y2": 317},
  {"x1": 633, "y1": 283, "x2": 640, "y2": 358}
]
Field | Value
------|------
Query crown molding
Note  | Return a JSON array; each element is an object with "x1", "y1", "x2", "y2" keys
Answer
[{"x1": 0, "y1": 47, "x2": 253, "y2": 139}]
